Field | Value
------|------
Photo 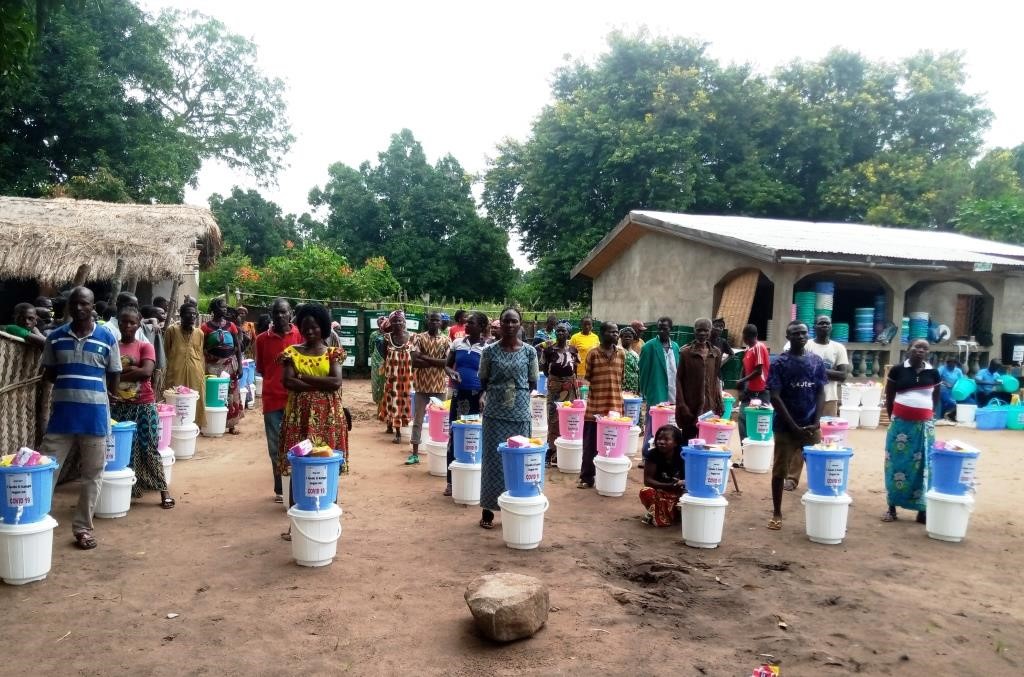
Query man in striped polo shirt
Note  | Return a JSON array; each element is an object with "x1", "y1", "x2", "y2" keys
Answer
[
  {"x1": 578, "y1": 322, "x2": 625, "y2": 489},
  {"x1": 40, "y1": 286, "x2": 121, "y2": 550}
]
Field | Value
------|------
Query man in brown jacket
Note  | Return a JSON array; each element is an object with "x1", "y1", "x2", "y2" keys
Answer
[{"x1": 675, "y1": 318, "x2": 724, "y2": 441}]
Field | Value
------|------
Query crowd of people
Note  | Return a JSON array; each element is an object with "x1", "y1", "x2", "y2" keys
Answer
[{"x1": 2, "y1": 289, "x2": 983, "y2": 546}]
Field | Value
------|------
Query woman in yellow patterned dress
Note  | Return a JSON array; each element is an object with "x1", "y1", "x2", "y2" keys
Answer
[{"x1": 277, "y1": 304, "x2": 348, "y2": 515}]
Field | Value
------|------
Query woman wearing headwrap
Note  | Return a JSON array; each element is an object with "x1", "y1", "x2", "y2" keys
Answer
[
  {"x1": 377, "y1": 309, "x2": 414, "y2": 443},
  {"x1": 537, "y1": 322, "x2": 579, "y2": 462},
  {"x1": 369, "y1": 315, "x2": 388, "y2": 406},
  {"x1": 487, "y1": 319, "x2": 501, "y2": 344}
]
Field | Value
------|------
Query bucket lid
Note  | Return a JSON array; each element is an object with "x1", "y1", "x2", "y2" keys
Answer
[
  {"x1": 0, "y1": 514, "x2": 58, "y2": 533},
  {"x1": 287, "y1": 504, "x2": 342, "y2": 519},
  {"x1": 679, "y1": 493, "x2": 728, "y2": 507},
  {"x1": 800, "y1": 491, "x2": 852, "y2": 505},
  {"x1": 593, "y1": 455, "x2": 632, "y2": 468},
  {"x1": 102, "y1": 468, "x2": 135, "y2": 480},
  {"x1": 925, "y1": 488, "x2": 975, "y2": 504},
  {"x1": 171, "y1": 423, "x2": 200, "y2": 436},
  {"x1": 555, "y1": 437, "x2": 583, "y2": 447},
  {"x1": 497, "y1": 491, "x2": 547, "y2": 506},
  {"x1": 448, "y1": 461, "x2": 481, "y2": 470},
  {"x1": 205, "y1": 406, "x2": 229, "y2": 413},
  {"x1": 741, "y1": 437, "x2": 775, "y2": 447},
  {"x1": 112, "y1": 420, "x2": 137, "y2": 430}
]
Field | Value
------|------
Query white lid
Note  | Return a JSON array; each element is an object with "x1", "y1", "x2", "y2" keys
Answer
[
  {"x1": 205, "y1": 406, "x2": 229, "y2": 413},
  {"x1": 0, "y1": 514, "x2": 58, "y2": 533},
  {"x1": 497, "y1": 491, "x2": 547, "y2": 506},
  {"x1": 925, "y1": 489, "x2": 975, "y2": 504},
  {"x1": 741, "y1": 437, "x2": 775, "y2": 447},
  {"x1": 171, "y1": 423, "x2": 200, "y2": 435},
  {"x1": 859, "y1": 405, "x2": 882, "y2": 412},
  {"x1": 593, "y1": 455, "x2": 632, "y2": 468},
  {"x1": 102, "y1": 468, "x2": 136, "y2": 480},
  {"x1": 287, "y1": 503, "x2": 342, "y2": 519},
  {"x1": 555, "y1": 437, "x2": 584, "y2": 447},
  {"x1": 800, "y1": 491, "x2": 852, "y2": 505},
  {"x1": 679, "y1": 493, "x2": 728, "y2": 507},
  {"x1": 447, "y1": 461, "x2": 481, "y2": 470}
]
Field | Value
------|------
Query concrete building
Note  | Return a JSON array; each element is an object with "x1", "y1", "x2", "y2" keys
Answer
[{"x1": 572, "y1": 211, "x2": 1024, "y2": 375}]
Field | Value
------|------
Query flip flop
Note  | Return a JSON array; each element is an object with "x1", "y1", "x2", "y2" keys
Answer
[
  {"x1": 783, "y1": 479, "x2": 797, "y2": 491},
  {"x1": 280, "y1": 531, "x2": 292, "y2": 541},
  {"x1": 881, "y1": 511, "x2": 897, "y2": 522},
  {"x1": 74, "y1": 531, "x2": 97, "y2": 549},
  {"x1": 766, "y1": 518, "x2": 782, "y2": 531},
  {"x1": 576, "y1": 480, "x2": 594, "y2": 489},
  {"x1": 161, "y1": 496, "x2": 176, "y2": 509},
  {"x1": 479, "y1": 519, "x2": 494, "y2": 530},
  {"x1": 273, "y1": 494, "x2": 284, "y2": 503}
]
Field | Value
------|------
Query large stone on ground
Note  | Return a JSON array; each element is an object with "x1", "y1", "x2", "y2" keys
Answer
[{"x1": 464, "y1": 573, "x2": 549, "y2": 642}]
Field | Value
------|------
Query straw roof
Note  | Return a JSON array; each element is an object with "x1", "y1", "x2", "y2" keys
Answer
[{"x1": 0, "y1": 196, "x2": 222, "y2": 285}]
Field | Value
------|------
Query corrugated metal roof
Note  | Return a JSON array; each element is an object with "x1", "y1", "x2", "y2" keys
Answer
[{"x1": 633, "y1": 211, "x2": 1024, "y2": 266}]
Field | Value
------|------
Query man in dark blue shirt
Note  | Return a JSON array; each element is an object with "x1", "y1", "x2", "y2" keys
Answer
[{"x1": 765, "y1": 321, "x2": 827, "y2": 531}]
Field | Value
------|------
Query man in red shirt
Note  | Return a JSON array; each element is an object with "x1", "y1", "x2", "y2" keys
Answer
[
  {"x1": 448, "y1": 309, "x2": 467, "y2": 341},
  {"x1": 254, "y1": 298, "x2": 302, "y2": 502},
  {"x1": 736, "y1": 323, "x2": 771, "y2": 441}
]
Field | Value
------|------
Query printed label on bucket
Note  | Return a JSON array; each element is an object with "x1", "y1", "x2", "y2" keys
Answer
[
  {"x1": 825, "y1": 459, "x2": 845, "y2": 487},
  {"x1": 958, "y1": 458, "x2": 976, "y2": 486},
  {"x1": 175, "y1": 398, "x2": 191, "y2": 420},
  {"x1": 566, "y1": 414, "x2": 582, "y2": 436},
  {"x1": 756, "y1": 416, "x2": 771, "y2": 435},
  {"x1": 217, "y1": 383, "x2": 229, "y2": 402},
  {"x1": 602, "y1": 426, "x2": 620, "y2": 450},
  {"x1": 105, "y1": 437, "x2": 116, "y2": 462},
  {"x1": 464, "y1": 429, "x2": 481, "y2": 453},
  {"x1": 714, "y1": 430, "x2": 730, "y2": 445},
  {"x1": 442, "y1": 418, "x2": 450, "y2": 435},
  {"x1": 705, "y1": 459, "x2": 725, "y2": 488},
  {"x1": 305, "y1": 465, "x2": 328, "y2": 498},
  {"x1": 5, "y1": 473, "x2": 33, "y2": 508},
  {"x1": 523, "y1": 453, "x2": 543, "y2": 484}
]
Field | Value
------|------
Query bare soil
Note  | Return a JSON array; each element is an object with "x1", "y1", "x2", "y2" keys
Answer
[{"x1": 4, "y1": 379, "x2": 1021, "y2": 675}]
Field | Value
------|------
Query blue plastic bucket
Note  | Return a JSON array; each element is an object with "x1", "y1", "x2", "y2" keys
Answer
[
  {"x1": 288, "y1": 452, "x2": 342, "y2": 510},
  {"x1": 803, "y1": 446, "x2": 853, "y2": 496},
  {"x1": 0, "y1": 461, "x2": 59, "y2": 524},
  {"x1": 681, "y1": 446, "x2": 732, "y2": 498},
  {"x1": 105, "y1": 421, "x2": 136, "y2": 471},
  {"x1": 536, "y1": 372, "x2": 547, "y2": 395},
  {"x1": 975, "y1": 401, "x2": 1008, "y2": 430},
  {"x1": 499, "y1": 443, "x2": 547, "y2": 498},
  {"x1": 452, "y1": 421, "x2": 483, "y2": 464},
  {"x1": 623, "y1": 397, "x2": 643, "y2": 426},
  {"x1": 929, "y1": 447, "x2": 979, "y2": 496}
]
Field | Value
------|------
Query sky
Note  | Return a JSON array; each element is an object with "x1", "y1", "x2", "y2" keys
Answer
[{"x1": 141, "y1": 0, "x2": 1024, "y2": 269}]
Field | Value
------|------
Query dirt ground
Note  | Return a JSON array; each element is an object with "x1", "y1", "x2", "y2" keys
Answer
[{"x1": 3, "y1": 378, "x2": 1021, "y2": 676}]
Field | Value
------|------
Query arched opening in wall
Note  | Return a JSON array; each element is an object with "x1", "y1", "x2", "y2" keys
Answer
[
  {"x1": 794, "y1": 270, "x2": 893, "y2": 344},
  {"x1": 904, "y1": 279, "x2": 994, "y2": 347},
  {"x1": 713, "y1": 268, "x2": 774, "y2": 346}
]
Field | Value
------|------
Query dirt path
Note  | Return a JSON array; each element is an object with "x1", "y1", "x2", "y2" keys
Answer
[{"x1": 3, "y1": 379, "x2": 1021, "y2": 675}]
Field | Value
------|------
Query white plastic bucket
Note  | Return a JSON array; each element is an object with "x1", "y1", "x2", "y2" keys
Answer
[
  {"x1": 288, "y1": 504, "x2": 342, "y2": 566},
  {"x1": 841, "y1": 384, "x2": 861, "y2": 407},
  {"x1": 594, "y1": 455, "x2": 632, "y2": 497},
  {"x1": 741, "y1": 438, "x2": 774, "y2": 474},
  {"x1": 679, "y1": 494, "x2": 728, "y2": 548},
  {"x1": 158, "y1": 448, "x2": 175, "y2": 487},
  {"x1": 166, "y1": 389, "x2": 199, "y2": 427},
  {"x1": 531, "y1": 425, "x2": 548, "y2": 441},
  {"x1": 202, "y1": 406, "x2": 228, "y2": 437},
  {"x1": 530, "y1": 397, "x2": 547, "y2": 430},
  {"x1": 859, "y1": 386, "x2": 882, "y2": 408},
  {"x1": 555, "y1": 437, "x2": 583, "y2": 474},
  {"x1": 95, "y1": 468, "x2": 136, "y2": 519},
  {"x1": 0, "y1": 515, "x2": 57, "y2": 585},
  {"x1": 956, "y1": 404, "x2": 977, "y2": 424},
  {"x1": 859, "y1": 406, "x2": 881, "y2": 429},
  {"x1": 497, "y1": 491, "x2": 549, "y2": 550},
  {"x1": 800, "y1": 492, "x2": 852, "y2": 545},
  {"x1": 627, "y1": 425, "x2": 642, "y2": 458},
  {"x1": 838, "y1": 405, "x2": 861, "y2": 429},
  {"x1": 926, "y1": 489, "x2": 974, "y2": 543},
  {"x1": 449, "y1": 461, "x2": 481, "y2": 505},
  {"x1": 423, "y1": 439, "x2": 448, "y2": 477},
  {"x1": 171, "y1": 423, "x2": 200, "y2": 460},
  {"x1": 254, "y1": 375, "x2": 264, "y2": 397}
]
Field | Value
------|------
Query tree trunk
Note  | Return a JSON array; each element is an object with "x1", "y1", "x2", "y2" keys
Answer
[
  {"x1": 168, "y1": 274, "x2": 182, "y2": 322},
  {"x1": 108, "y1": 258, "x2": 125, "y2": 305}
]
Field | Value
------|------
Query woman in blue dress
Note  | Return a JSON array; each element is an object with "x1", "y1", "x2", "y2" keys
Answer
[{"x1": 478, "y1": 307, "x2": 538, "y2": 529}]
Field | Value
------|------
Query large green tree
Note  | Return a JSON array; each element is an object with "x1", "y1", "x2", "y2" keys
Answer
[
  {"x1": 309, "y1": 129, "x2": 516, "y2": 300},
  {"x1": 484, "y1": 34, "x2": 994, "y2": 305},
  {"x1": 0, "y1": 0, "x2": 291, "y2": 202},
  {"x1": 209, "y1": 188, "x2": 304, "y2": 265}
]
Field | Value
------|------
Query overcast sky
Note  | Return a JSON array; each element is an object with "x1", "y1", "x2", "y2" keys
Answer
[{"x1": 141, "y1": 0, "x2": 1024, "y2": 269}]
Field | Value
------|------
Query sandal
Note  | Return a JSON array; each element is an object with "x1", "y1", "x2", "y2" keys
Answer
[
  {"x1": 280, "y1": 531, "x2": 292, "y2": 542},
  {"x1": 783, "y1": 479, "x2": 797, "y2": 491},
  {"x1": 766, "y1": 518, "x2": 782, "y2": 531},
  {"x1": 479, "y1": 518, "x2": 494, "y2": 530},
  {"x1": 273, "y1": 494, "x2": 284, "y2": 503},
  {"x1": 228, "y1": 428, "x2": 240, "y2": 435},
  {"x1": 161, "y1": 496, "x2": 176, "y2": 509},
  {"x1": 576, "y1": 480, "x2": 594, "y2": 489},
  {"x1": 881, "y1": 510, "x2": 897, "y2": 522},
  {"x1": 443, "y1": 484, "x2": 452, "y2": 497},
  {"x1": 74, "y1": 531, "x2": 97, "y2": 550}
]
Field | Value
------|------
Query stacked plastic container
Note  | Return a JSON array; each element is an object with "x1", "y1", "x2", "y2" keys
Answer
[
  {"x1": 831, "y1": 322, "x2": 850, "y2": 343},
  {"x1": 555, "y1": 400, "x2": 586, "y2": 474},
  {"x1": 900, "y1": 317, "x2": 910, "y2": 345},
  {"x1": 814, "y1": 281, "x2": 834, "y2": 320},
  {"x1": 530, "y1": 395, "x2": 548, "y2": 440},
  {"x1": 925, "y1": 442, "x2": 979, "y2": 542},
  {"x1": 622, "y1": 394, "x2": 643, "y2": 459},
  {"x1": 96, "y1": 421, "x2": 137, "y2": 519},
  {"x1": 497, "y1": 442, "x2": 550, "y2": 550},
  {"x1": 800, "y1": 444, "x2": 854, "y2": 544},
  {"x1": 794, "y1": 291, "x2": 816, "y2": 336},
  {"x1": 741, "y1": 402, "x2": 774, "y2": 474},
  {"x1": 873, "y1": 294, "x2": 887, "y2": 339},
  {"x1": 853, "y1": 307, "x2": 875, "y2": 343},
  {"x1": 287, "y1": 451, "x2": 343, "y2": 567},
  {"x1": 165, "y1": 386, "x2": 200, "y2": 460},
  {"x1": 679, "y1": 443, "x2": 732, "y2": 548},
  {"x1": 909, "y1": 312, "x2": 930, "y2": 342},
  {"x1": 449, "y1": 421, "x2": 483, "y2": 505},
  {"x1": 202, "y1": 375, "x2": 229, "y2": 437},
  {"x1": 424, "y1": 401, "x2": 450, "y2": 476},
  {"x1": 0, "y1": 452, "x2": 59, "y2": 585},
  {"x1": 156, "y1": 404, "x2": 176, "y2": 488},
  {"x1": 594, "y1": 414, "x2": 633, "y2": 497}
]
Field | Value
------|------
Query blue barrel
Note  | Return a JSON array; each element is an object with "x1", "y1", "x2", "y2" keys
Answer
[
  {"x1": 105, "y1": 421, "x2": 136, "y2": 471},
  {"x1": 288, "y1": 452, "x2": 342, "y2": 510},
  {"x1": 536, "y1": 372, "x2": 547, "y2": 395},
  {"x1": 803, "y1": 446, "x2": 853, "y2": 496},
  {"x1": 0, "y1": 460, "x2": 59, "y2": 524},
  {"x1": 499, "y1": 443, "x2": 547, "y2": 497},
  {"x1": 452, "y1": 421, "x2": 483, "y2": 464},
  {"x1": 623, "y1": 396, "x2": 643, "y2": 426},
  {"x1": 929, "y1": 447, "x2": 979, "y2": 496},
  {"x1": 681, "y1": 446, "x2": 732, "y2": 498}
]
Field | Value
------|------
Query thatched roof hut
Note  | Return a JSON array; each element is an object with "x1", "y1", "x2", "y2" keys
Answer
[{"x1": 0, "y1": 196, "x2": 222, "y2": 285}]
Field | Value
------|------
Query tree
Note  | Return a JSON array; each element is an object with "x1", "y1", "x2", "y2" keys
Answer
[
  {"x1": 310, "y1": 129, "x2": 516, "y2": 299},
  {"x1": 209, "y1": 188, "x2": 302, "y2": 265},
  {"x1": 0, "y1": 0, "x2": 291, "y2": 202}
]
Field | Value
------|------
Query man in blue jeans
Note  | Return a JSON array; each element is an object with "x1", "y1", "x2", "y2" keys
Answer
[{"x1": 254, "y1": 299, "x2": 301, "y2": 502}]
